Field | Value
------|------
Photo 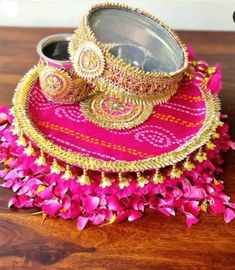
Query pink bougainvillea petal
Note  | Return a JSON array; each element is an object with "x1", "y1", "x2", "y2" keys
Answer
[
  {"x1": 207, "y1": 64, "x2": 222, "y2": 94},
  {"x1": 8, "y1": 196, "x2": 17, "y2": 208},
  {"x1": 224, "y1": 208, "x2": 235, "y2": 223},
  {"x1": 187, "y1": 45, "x2": 196, "y2": 61},
  {"x1": 186, "y1": 214, "x2": 199, "y2": 227},
  {"x1": 83, "y1": 196, "x2": 99, "y2": 212},
  {"x1": 128, "y1": 210, "x2": 142, "y2": 221},
  {"x1": 77, "y1": 216, "x2": 89, "y2": 230},
  {"x1": 41, "y1": 199, "x2": 62, "y2": 217}
]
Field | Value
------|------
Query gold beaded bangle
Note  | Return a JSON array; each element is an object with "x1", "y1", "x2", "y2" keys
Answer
[
  {"x1": 37, "y1": 33, "x2": 89, "y2": 104},
  {"x1": 69, "y1": 2, "x2": 189, "y2": 105}
]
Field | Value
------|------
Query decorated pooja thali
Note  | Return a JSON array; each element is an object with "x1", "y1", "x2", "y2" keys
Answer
[{"x1": 0, "y1": 3, "x2": 234, "y2": 230}]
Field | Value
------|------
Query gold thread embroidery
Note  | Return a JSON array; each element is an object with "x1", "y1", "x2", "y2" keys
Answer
[{"x1": 80, "y1": 92, "x2": 153, "y2": 130}]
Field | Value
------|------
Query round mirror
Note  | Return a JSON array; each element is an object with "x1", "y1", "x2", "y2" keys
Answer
[{"x1": 88, "y1": 7, "x2": 184, "y2": 73}]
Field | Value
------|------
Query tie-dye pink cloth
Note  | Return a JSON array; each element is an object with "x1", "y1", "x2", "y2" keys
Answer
[{"x1": 29, "y1": 80, "x2": 206, "y2": 162}]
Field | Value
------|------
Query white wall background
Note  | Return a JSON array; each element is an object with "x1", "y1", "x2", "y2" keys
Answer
[{"x1": 0, "y1": 0, "x2": 234, "y2": 31}]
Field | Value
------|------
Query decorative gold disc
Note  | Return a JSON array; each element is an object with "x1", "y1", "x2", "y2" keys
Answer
[
  {"x1": 72, "y1": 41, "x2": 105, "y2": 79},
  {"x1": 80, "y1": 92, "x2": 153, "y2": 130}
]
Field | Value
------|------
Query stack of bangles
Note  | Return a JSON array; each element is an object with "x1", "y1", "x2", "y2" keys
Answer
[{"x1": 1, "y1": 2, "x2": 234, "y2": 230}]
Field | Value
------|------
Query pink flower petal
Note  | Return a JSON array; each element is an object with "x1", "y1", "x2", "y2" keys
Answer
[
  {"x1": 187, "y1": 45, "x2": 196, "y2": 61},
  {"x1": 83, "y1": 196, "x2": 99, "y2": 212},
  {"x1": 224, "y1": 208, "x2": 235, "y2": 223},
  {"x1": 92, "y1": 214, "x2": 105, "y2": 225},
  {"x1": 8, "y1": 196, "x2": 17, "y2": 208},
  {"x1": 207, "y1": 64, "x2": 222, "y2": 94},
  {"x1": 186, "y1": 214, "x2": 199, "y2": 227},
  {"x1": 42, "y1": 199, "x2": 62, "y2": 217},
  {"x1": 128, "y1": 210, "x2": 142, "y2": 221},
  {"x1": 107, "y1": 195, "x2": 124, "y2": 212},
  {"x1": 37, "y1": 186, "x2": 54, "y2": 200},
  {"x1": 77, "y1": 216, "x2": 89, "y2": 230}
]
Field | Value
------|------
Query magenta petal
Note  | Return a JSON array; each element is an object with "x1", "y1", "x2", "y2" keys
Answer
[
  {"x1": 187, "y1": 45, "x2": 196, "y2": 61},
  {"x1": 158, "y1": 207, "x2": 175, "y2": 217},
  {"x1": 186, "y1": 214, "x2": 199, "y2": 227},
  {"x1": 207, "y1": 64, "x2": 222, "y2": 94},
  {"x1": 1, "y1": 180, "x2": 14, "y2": 188},
  {"x1": 128, "y1": 210, "x2": 142, "y2": 221},
  {"x1": 12, "y1": 182, "x2": 24, "y2": 192},
  {"x1": 188, "y1": 186, "x2": 206, "y2": 200},
  {"x1": 17, "y1": 185, "x2": 30, "y2": 195},
  {"x1": 184, "y1": 201, "x2": 200, "y2": 217},
  {"x1": 37, "y1": 186, "x2": 54, "y2": 200},
  {"x1": 83, "y1": 196, "x2": 99, "y2": 212},
  {"x1": 107, "y1": 195, "x2": 124, "y2": 212},
  {"x1": 116, "y1": 211, "x2": 130, "y2": 223},
  {"x1": 224, "y1": 208, "x2": 235, "y2": 223},
  {"x1": 77, "y1": 216, "x2": 89, "y2": 230},
  {"x1": 42, "y1": 199, "x2": 62, "y2": 217},
  {"x1": 4, "y1": 170, "x2": 18, "y2": 180},
  {"x1": 92, "y1": 214, "x2": 105, "y2": 225},
  {"x1": 8, "y1": 196, "x2": 17, "y2": 208},
  {"x1": 209, "y1": 198, "x2": 225, "y2": 215}
]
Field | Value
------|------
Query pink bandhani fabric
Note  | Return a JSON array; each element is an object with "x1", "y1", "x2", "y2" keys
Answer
[{"x1": 29, "y1": 80, "x2": 206, "y2": 162}]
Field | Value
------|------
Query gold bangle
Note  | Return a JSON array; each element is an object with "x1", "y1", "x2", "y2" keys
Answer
[
  {"x1": 37, "y1": 33, "x2": 89, "y2": 104},
  {"x1": 69, "y1": 2, "x2": 189, "y2": 105}
]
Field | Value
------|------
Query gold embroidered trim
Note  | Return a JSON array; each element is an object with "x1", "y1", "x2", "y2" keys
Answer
[
  {"x1": 80, "y1": 93, "x2": 153, "y2": 130},
  {"x1": 12, "y1": 65, "x2": 221, "y2": 173}
]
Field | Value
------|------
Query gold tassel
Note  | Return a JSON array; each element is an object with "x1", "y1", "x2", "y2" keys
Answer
[
  {"x1": 100, "y1": 172, "x2": 112, "y2": 188},
  {"x1": 218, "y1": 120, "x2": 224, "y2": 127},
  {"x1": 36, "y1": 185, "x2": 46, "y2": 194},
  {"x1": 9, "y1": 107, "x2": 15, "y2": 116},
  {"x1": 62, "y1": 165, "x2": 74, "y2": 180},
  {"x1": 206, "y1": 141, "x2": 216, "y2": 150},
  {"x1": 23, "y1": 142, "x2": 36, "y2": 156},
  {"x1": 118, "y1": 173, "x2": 129, "y2": 189},
  {"x1": 207, "y1": 66, "x2": 216, "y2": 75},
  {"x1": 152, "y1": 169, "x2": 164, "y2": 184},
  {"x1": 16, "y1": 133, "x2": 27, "y2": 147},
  {"x1": 35, "y1": 151, "x2": 47, "y2": 166},
  {"x1": 183, "y1": 157, "x2": 195, "y2": 171},
  {"x1": 77, "y1": 169, "x2": 91, "y2": 185},
  {"x1": 137, "y1": 171, "x2": 149, "y2": 188},
  {"x1": 212, "y1": 132, "x2": 220, "y2": 139},
  {"x1": 50, "y1": 159, "x2": 63, "y2": 174},
  {"x1": 170, "y1": 164, "x2": 183, "y2": 179},
  {"x1": 195, "y1": 148, "x2": 207, "y2": 163}
]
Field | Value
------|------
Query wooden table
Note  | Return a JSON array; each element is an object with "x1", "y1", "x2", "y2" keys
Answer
[{"x1": 0, "y1": 27, "x2": 235, "y2": 270}]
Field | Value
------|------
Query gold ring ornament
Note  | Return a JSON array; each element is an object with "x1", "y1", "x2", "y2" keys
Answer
[
  {"x1": 72, "y1": 41, "x2": 105, "y2": 79},
  {"x1": 69, "y1": 2, "x2": 189, "y2": 105},
  {"x1": 37, "y1": 33, "x2": 89, "y2": 104}
]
